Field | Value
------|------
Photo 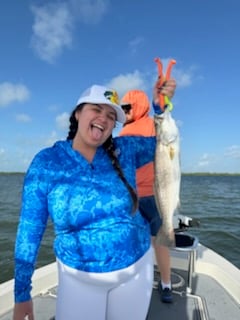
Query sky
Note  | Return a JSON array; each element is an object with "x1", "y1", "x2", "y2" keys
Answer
[{"x1": 0, "y1": 0, "x2": 240, "y2": 173}]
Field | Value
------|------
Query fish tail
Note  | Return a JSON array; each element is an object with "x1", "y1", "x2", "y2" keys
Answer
[{"x1": 155, "y1": 227, "x2": 176, "y2": 248}]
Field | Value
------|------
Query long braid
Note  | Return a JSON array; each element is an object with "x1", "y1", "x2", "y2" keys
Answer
[
  {"x1": 103, "y1": 135, "x2": 138, "y2": 213},
  {"x1": 67, "y1": 105, "x2": 82, "y2": 140}
]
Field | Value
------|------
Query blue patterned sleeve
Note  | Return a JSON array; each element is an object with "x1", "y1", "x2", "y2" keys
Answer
[
  {"x1": 116, "y1": 136, "x2": 156, "y2": 169},
  {"x1": 14, "y1": 153, "x2": 49, "y2": 302},
  {"x1": 133, "y1": 136, "x2": 156, "y2": 168},
  {"x1": 152, "y1": 101, "x2": 163, "y2": 114}
]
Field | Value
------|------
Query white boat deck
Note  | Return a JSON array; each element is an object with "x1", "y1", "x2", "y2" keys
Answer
[{"x1": 1, "y1": 241, "x2": 240, "y2": 320}]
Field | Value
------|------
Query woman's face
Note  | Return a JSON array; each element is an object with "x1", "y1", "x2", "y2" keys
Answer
[{"x1": 75, "y1": 103, "x2": 116, "y2": 148}]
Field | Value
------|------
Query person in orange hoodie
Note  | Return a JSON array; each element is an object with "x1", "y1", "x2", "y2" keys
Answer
[{"x1": 119, "y1": 79, "x2": 176, "y2": 303}]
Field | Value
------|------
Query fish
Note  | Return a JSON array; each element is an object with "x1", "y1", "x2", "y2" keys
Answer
[{"x1": 154, "y1": 109, "x2": 181, "y2": 247}]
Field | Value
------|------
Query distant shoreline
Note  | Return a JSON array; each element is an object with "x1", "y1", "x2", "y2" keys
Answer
[{"x1": 1, "y1": 172, "x2": 240, "y2": 176}]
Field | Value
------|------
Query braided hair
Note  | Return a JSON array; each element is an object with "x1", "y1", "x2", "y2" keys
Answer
[
  {"x1": 103, "y1": 135, "x2": 138, "y2": 213},
  {"x1": 67, "y1": 105, "x2": 80, "y2": 140},
  {"x1": 66, "y1": 104, "x2": 138, "y2": 213}
]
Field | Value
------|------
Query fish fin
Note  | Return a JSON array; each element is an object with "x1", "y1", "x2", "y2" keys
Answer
[
  {"x1": 155, "y1": 228, "x2": 176, "y2": 248},
  {"x1": 169, "y1": 146, "x2": 175, "y2": 160}
]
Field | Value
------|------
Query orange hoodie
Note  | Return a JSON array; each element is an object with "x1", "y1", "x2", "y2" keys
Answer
[{"x1": 119, "y1": 90, "x2": 155, "y2": 197}]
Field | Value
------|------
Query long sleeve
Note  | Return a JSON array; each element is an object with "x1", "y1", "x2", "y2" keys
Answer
[{"x1": 14, "y1": 158, "x2": 49, "y2": 302}]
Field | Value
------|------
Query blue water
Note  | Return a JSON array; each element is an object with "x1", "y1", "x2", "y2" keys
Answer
[{"x1": 0, "y1": 173, "x2": 239, "y2": 284}]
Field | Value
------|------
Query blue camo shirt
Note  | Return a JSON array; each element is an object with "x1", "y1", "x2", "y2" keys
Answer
[{"x1": 14, "y1": 136, "x2": 156, "y2": 302}]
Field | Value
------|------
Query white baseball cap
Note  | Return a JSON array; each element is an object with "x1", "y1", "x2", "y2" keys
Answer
[{"x1": 76, "y1": 85, "x2": 126, "y2": 123}]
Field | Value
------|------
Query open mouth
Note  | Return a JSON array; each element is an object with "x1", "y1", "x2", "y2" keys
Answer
[
  {"x1": 91, "y1": 123, "x2": 105, "y2": 140},
  {"x1": 92, "y1": 123, "x2": 104, "y2": 131}
]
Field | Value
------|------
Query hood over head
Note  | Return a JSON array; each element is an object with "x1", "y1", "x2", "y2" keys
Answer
[{"x1": 121, "y1": 90, "x2": 150, "y2": 121}]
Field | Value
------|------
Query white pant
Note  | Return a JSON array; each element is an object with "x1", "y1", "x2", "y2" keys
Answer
[{"x1": 56, "y1": 247, "x2": 153, "y2": 320}]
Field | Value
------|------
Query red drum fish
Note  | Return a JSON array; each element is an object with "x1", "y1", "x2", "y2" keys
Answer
[{"x1": 154, "y1": 109, "x2": 181, "y2": 247}]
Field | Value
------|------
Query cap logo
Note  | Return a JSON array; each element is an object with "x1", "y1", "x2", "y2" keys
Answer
[{"x1": 104, "y1": 90, "x2": 119, "y2": 105}]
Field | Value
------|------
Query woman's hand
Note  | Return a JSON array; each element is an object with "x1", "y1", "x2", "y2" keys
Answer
[{"x1": 13, "y1": 300, "x2": 34, "y2": 320}]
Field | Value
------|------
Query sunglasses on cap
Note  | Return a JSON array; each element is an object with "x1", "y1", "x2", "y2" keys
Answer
[{"x1": 121, "y1": 104, "x2": 132, "y2": 114}]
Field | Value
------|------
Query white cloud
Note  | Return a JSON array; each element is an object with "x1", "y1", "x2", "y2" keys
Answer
[
  {"x1": 225, "y1": 145, "x2": 240, "y2": 159},
  {"x1": 195, "y1": 150, "x2": 240, "y2": 173},
  {"x1": 15, "y1": 113, "x2": 32, "y2": 123},
  {"x1": 173, "y1": 68, "x2": 193, "y2": 88},
  {"x1": 56, "y1": 112, "x2": 69, "y2": 130},
  {"x1": 69, "y1": 0, "x2": 109, "y2": 24},
  {"x1": 173, "y1": 64, "x2": 202, "y2": 88},
  {"x1": 129, "y1": 36, "x2": 144, "y2": 54},
  {"x1": 0, "y1": 82, "x2": 30, "y2": 107},
  {"x1": 30, "y1": 0, "x2": 109, "y2": 63},
  {"x1": 48, "y1": 104, "x2": 59, "y2": 112},
  {"x1": 106, "y1": 70, "x2": 147, "y2": 97},
  {"x1": 31, "y1": 3, "x2": 74, "y2": 63},
  {"x1": 197, "y1": 153, "x2": 211, "y2": 167},
  {"x1": 0, "y1": 148, "x2": 5, "y2": 155},
  {"x1": 44, "y1": 130, "x2": 59, "y2": 146}
]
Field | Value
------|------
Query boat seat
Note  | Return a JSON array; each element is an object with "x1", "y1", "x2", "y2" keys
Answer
[{"x1": 172, "y1": 232, "x2": 199, "y2": 293}]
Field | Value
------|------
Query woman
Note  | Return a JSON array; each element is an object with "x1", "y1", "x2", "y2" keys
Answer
[{"x1": 13, "y1": 84, "x2": 159, "y2": 320}]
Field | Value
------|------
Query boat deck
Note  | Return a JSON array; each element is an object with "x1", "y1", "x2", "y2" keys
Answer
[
  {"x1": 148, "y1": 266, "x2": 240, "y2": 319},
  {"x1": 1, "y1": 263, "x2": 239, "y2": 320}
]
